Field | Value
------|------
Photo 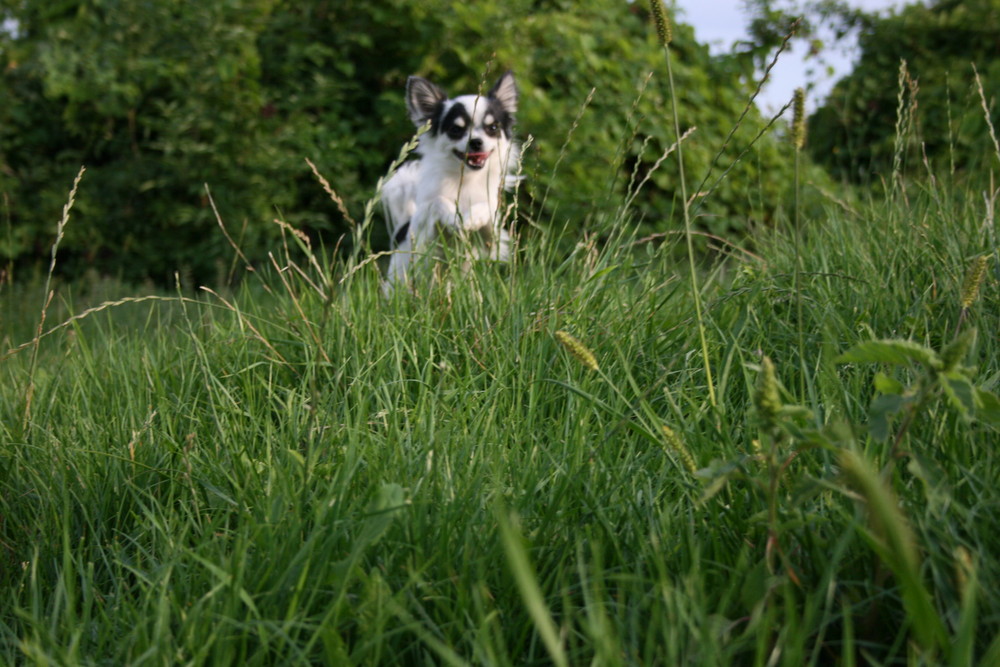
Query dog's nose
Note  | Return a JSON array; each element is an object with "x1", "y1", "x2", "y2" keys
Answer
[{"x1": 468, "y1": 137, "x2": 483, "y2": 152}]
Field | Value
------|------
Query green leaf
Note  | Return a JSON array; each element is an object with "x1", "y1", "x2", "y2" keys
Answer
[
  {"x1": 584, "y1": 264, "x2": 620, "y2": 284},
  {"x1": 940, "y1": 372, "x2": 976, "y2": 419},
  {"x1": 835, "y1": 339, "x2": 942, "y2": 369},
  {"x1": 940, "y1": 327, "x2": 977, "y2": 372},
  {"x1": 839, "y1": 449, "x2": 949, "y2": 653},
  {"x1": 358, "y1": 483, "x2": 406, "y2": 549},
  {"x1": 868, "y1": 393, "x2": 905, "y2": 442},
  {"x1": 778, "y1": 404, "x2": 815, "y2": 422},
  {"x1": 695, "y1": 457, "x2": 746, "y2": 505},
  {"x1": 874, "y1": 371, "x2": 904, "y2": 395},
  {"x1": 906, "y1": 452, "x2": 951, "y2": 513},
  {"x1": 953, "y1": 547, "x2": 978, "y2": 667},
  {"x1": 497, "y1": 508, "x2": 568, "y2": 667},
  {"x1": 319, "y1": 626, "x2": 351, "y2": 665},
  {"x1": 974, "y1": 387, "x2": 1000, "y2": 427},
  {"x1": 740, "y1": 558, "x2": 772, "y2": 610}
]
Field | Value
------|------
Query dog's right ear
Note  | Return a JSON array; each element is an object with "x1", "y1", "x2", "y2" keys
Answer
[
  {"x1": 488, "y1": 71, "x2": 518, "y2": 115},
  {"x1": 406, "y1": 76, "x2": 448, "y2": 125}
]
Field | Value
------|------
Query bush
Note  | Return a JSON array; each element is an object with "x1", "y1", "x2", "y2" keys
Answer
[
  {"x1": 1, "y1": 0, "x2": 816, "y2": 283},
  {"x1": 807, "y1": 0, "x2": 1000, "y2": 182}
]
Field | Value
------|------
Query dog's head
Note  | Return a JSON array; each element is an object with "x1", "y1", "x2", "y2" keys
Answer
[{"x1": 406, "y1": 71, "x2": 518, "y2": 172}]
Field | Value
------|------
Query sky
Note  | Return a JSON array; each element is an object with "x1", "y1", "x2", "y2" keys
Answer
[{"x1": 674, "y1": 0, "x2": 913, "y2": 114}]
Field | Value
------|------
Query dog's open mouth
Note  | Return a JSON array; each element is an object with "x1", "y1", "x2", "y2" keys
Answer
[{"x1": 453, "y1": 149, "x2": 491, "y2": 170}]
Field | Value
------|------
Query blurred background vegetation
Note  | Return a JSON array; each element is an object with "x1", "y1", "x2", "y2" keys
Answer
[
  {"x1": 806, "y1": 0, "x2": 1000, "y2": 181},
  {"x1": 0, "y1": 0, "x2": 997, "y2": 285}
]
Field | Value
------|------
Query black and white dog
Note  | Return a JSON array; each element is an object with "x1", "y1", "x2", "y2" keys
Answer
[{"x1": 383, "y1": 71, "x2": 521, "y2": 289}]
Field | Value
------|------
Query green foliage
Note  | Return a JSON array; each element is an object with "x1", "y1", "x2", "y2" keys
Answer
[
  {"x1": 807, "y1": 0, "x2": 1000, "y2": 181},
  {"x1": 2, "y1": 132, "x2": 999, "y2": 662},
  {"x1": 715, "y1": 323, "x2": 1000, "y2": 662},
  {"x1": 1, "y1": 0, "x2": 809, "y2": 283},
  {"x1": 837, "y1": 329, "x2": 1000, "y2": 444},
  {"x1": 1, "y1": 0, "x2": 285, "y2": 281},
  {"x1": 5, "y1": 4, "x2": 1000, "y2": 662},
  {"x1": 742, "y1": 0, "x2": 871, "y2": 65}
]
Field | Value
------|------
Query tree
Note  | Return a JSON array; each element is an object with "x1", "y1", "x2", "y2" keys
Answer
[
  {"x1": 1, "y1": 0, "x2": 810, "y2": 284},
  {"x1": 1, "y1": 0, "x2": 283, "y2": 281},
  {"x1": 804, "y1": 0, "x2": 1000, "y2": 182}
]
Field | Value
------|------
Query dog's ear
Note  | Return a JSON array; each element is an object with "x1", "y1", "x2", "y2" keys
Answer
[
  {"x1": 406, "y1": 76, "x2": 448, "y2": 125},
  {"x1": 488, "y1": 71, "x2": 518, "y2": 115}
]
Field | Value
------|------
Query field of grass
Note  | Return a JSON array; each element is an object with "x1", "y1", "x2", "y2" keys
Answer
[
  {"x1": 3, "y1": 44, "x2": 1000, "y2": 662},
  {"x1": 2, "y1": 159, "x2": 998, "y2": 665}
]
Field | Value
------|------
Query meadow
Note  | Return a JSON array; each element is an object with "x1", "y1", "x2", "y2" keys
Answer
[{"x1": 2, "y1": 52, "x2": 1000, "y2": 667}]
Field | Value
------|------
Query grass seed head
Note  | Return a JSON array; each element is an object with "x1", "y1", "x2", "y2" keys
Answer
[
  {"x1": 754, "y1": 356, "x2": 783, "y2": 435},
  {"x1": 792, "y1": 88, "x2": 807, "y2": 150},
  {"x1": 649, "y1": 0, "x2": 672, "y2": 46},
  {"x1": 554, "y1": 330, "x2": 599, "y2": 371},
  {"x1": 662, "y1": 424, "x2": 697, "y2": 473},
  {"x1": 960, "y1": 254, "x2": 989, "y2": 309}
]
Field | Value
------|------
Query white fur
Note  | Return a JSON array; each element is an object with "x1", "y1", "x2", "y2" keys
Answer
[{"x1": 383, "y1": 72, "x2": 521, "y2": 291}]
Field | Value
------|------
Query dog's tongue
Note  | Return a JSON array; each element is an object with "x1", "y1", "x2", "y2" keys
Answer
[{"x1": 467, "y1": 152, "x2": 489, "y2": 167}]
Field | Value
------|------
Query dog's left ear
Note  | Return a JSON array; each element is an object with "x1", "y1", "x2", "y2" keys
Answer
[{"x1": 488, "y1": 71, "x2": 518, "y2": 114}]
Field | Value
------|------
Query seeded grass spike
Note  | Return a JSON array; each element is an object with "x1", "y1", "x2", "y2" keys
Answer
[
  {"x1": 649, "y1": 0, "x2": 672, "y2": 46},
  {"x1": 960, "y1": 255, "x2": 988, "y2": 309},
  {"x1": 650, "y1": 0, "x2": 716, "y2": 407},
  {"x1": 791, "y1": 87, "x2": 807, "y2": 399},
  {"x1": 956, "y1": 254, "x2": 989, "y2": 334},
  {"x1": 554, "y1": 330, "x2": 599, "y2": 371},
  {"x1": 25, "y1": 165, "x2": 85, "y2": 432},
  {"x1": 754, "y1": 356, "x2": 783, "y2": 436},
  {"x1": 662, "y1": 425, "x2": 697, "y2": 473},
  {"x1": 792, "y1": 88, "x2": 806, "y2": 150}
]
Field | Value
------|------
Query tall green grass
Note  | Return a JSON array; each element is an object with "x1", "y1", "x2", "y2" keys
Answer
[{"x1": 3, "y1": 37, "x2": 1000, "y2": 667}]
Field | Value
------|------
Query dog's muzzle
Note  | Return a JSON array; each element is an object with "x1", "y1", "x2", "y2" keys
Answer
[{"x1": 453, "y1": 148, "x2": 491, "y2": 170}]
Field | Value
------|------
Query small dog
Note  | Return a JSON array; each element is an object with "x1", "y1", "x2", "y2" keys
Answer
[{"x1": 383, "y1": 71, "x2": 521, "y2": 289}]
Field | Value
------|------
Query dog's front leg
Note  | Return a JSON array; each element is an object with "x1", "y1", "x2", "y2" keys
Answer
[
  {"x1": 464, "y1": 202, "x2": 496, "y2": 232},
  {"x1": 422, "y1": 196, "x2": 464, "y2": 232},
  {"x1": 422, "y1": 197, "x2": 496, "y2": 233},
  {"x1": 386, "y1": 214, "x2": 437, "y2": 288},
  {"x1": 491, "y1": 226, "x2": 511, "y2": 262},
  {"x1": 386, "y1": 232, "x2": 413, "y2": 287}
]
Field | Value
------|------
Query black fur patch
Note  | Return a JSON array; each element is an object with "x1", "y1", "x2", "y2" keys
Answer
[
  {"x1": 484, "y1": 97, "x2": 515, "y2": 137},
  {"x1": 439, "y1": 104, "x2": 472, "y2": 139},
  {"x1": 393, "y1": 222, "x2": 410, "y2": 246},
  {"x1": 434, "y1": 98, "x2": 513, "y2": 139}
]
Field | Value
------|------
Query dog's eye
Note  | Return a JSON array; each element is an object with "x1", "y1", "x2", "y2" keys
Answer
[
  {"x1": 484, "y1": 122, "x2": 500, "y2": 137},
  {"x1": 447, "y1": 126, "x2": 466, "y2": 140}
]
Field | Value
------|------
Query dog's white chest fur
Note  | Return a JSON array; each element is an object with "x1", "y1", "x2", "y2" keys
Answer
[{"x1": 382, "y1": 72, "x2": 521, "y2": 289}]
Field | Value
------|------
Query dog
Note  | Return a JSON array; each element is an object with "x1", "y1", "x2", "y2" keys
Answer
[{"x1": 382, "y1": 71, "x2": 521, "y2": 290}]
